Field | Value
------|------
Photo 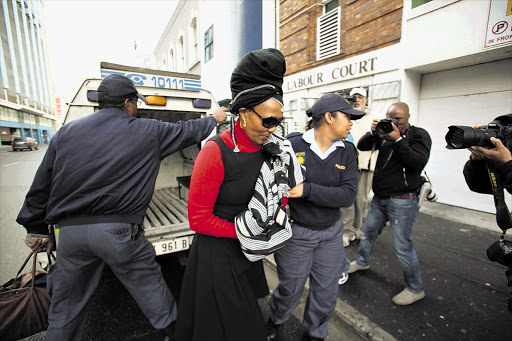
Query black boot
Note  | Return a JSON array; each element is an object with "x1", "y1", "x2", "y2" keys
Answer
[
  {"x1": 266, "y1": 319, "x2": 282, "y2": 341},
  {"x1": 302, "y1": 332, "x2": 324, "y2": 341}
]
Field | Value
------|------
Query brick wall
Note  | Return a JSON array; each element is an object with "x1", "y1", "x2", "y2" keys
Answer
[{"x1": 280, "y1": 0, "x2": 403, "y2": 76}]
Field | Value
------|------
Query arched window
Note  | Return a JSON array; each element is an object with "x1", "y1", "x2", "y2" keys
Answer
[
  {"x1": 189, "y1": 17, "x2": 198, "y2": 62},
  {"x1": 177, "y1": 36, "x2": 185, "y2": 71},
  {"x1": 169, "y1": 48, "x2": 175, "y2": 71}
]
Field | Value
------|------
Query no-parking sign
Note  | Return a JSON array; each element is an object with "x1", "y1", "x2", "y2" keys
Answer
[{"x1": 484, "y1": 0, "x2": 512, "y2": 48}]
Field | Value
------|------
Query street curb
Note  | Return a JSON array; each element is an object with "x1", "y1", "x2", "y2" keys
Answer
[
  {"x1": 419, "y1": 201, "x2": 498, "y2": 233},
  {"x1": 263, "y1": 256, "x2": 397, "y2": 341},
  {"x1": 333, "y1": 299, "x2": 397, "y2": 341}
]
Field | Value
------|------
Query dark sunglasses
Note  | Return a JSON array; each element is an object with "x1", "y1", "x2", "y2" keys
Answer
[{"x1": 250, "y1": 107, "x2": 283, "y2": 129}]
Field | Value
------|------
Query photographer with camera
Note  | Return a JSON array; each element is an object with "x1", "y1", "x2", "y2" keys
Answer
[
  {"x1": 459, "y1": 116, "x2": 512, "y2": 312},
  {"x1": 348, "y1": 102, "x2": 432, "y2": 306},
  {"x1": 464, "y1": 136, "x2": 512, "y2": 194}
]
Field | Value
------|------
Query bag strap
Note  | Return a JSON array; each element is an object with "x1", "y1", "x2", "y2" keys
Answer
[
  {"x1": 486, "y1": 162, "x2": 512, "y2": 233},
  {"x1": 14, "y1": 240, "x2": 49, "y2": 282}
]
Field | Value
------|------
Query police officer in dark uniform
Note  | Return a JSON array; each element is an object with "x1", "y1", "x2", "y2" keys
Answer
[{"x1": 17, "y1": 74, "x2": 227, "y2": 341}]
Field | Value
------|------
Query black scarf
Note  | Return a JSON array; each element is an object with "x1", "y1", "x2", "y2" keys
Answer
[{"x1": 229, "y1": 48, "x2": 286, "y2": 113}]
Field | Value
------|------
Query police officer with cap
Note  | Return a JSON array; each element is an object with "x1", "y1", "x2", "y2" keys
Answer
[
  {"x1": 17, "y1": 74, "x2": 227, "y2": 340},
  {"x1": 267, "y1": 93, "x2": 364, "y2": 341}
]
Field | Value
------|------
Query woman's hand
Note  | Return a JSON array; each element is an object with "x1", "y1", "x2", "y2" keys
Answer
[{"x1": 287, "y1": 183, "x2": 304, "y2": 198}]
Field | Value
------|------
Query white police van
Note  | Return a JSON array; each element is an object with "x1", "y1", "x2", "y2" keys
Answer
[{"x1": 64, "y1": 62, "x2": 219, "y2": 257}]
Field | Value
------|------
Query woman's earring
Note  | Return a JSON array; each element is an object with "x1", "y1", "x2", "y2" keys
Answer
[{"x1": 242, "y1": 117, "x2": 247, "y2": 129}]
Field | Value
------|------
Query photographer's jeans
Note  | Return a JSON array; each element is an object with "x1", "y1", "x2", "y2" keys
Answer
[{"x1": 356, "y1": 196, "x2": 425, "y2": 294}]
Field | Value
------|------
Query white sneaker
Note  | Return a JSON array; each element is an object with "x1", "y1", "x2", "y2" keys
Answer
[
  {"x1": 347, "y1": 260, "x2": 370, "y2": 274},
  {"x1": 343, "y1": 235, "x2": 351, "y2": 247},
  {"x1": 392, "y1": 288, "x2": 425, "y2": 305},
  {"x1": 338, "y1": 272, "x2": 349, "y2": 285},
  {"x1": 343, "y1": 232, "x2": 355, "y2": 247}
]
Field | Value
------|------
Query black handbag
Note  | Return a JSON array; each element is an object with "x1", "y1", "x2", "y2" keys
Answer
[{"x1": 0, "y1": 242, "x2": 54, "y2": 340}]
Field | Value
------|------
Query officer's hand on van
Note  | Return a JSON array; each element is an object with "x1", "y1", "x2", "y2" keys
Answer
[{"x1": 213, "y1": 106, "x2": 228, "y2": 123}]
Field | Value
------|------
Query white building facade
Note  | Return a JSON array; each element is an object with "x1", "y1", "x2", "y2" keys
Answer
[
  {"x1": 403, "y1": 0, "x2": 511, "y2": 213},
  {"x1": 154, "y1": 0, "x2": 279, "y2": 106}
]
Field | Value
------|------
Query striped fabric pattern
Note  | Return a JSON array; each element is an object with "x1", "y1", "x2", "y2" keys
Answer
[{"x1": 235, "y1": 134, "x2": 304, "y2": 262}]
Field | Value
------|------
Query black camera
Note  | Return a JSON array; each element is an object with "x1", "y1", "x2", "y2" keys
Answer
[
  {"x1": 487, "y1": 239, "x2": 512, "y2": 268},
  {"x1": 375, "y1": 117, "x2": 398, "y2": 135},
  {"x1": 487, "y1": 238, "x2": 512, "y2": 312},
  {"x1": 445, "y1": 114, "x2": 512, "y2": 150},
  {"x1": 341, "y1": 95, "x2": 357, "y2": 103}
]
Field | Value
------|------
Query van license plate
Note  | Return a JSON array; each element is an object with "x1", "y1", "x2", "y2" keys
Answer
[{"x1": 153, "y1": 237, "x2": 190, "y2": 255}]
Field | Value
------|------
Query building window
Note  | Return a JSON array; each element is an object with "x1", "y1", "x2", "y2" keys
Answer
[
  {"x1": 178, "y1": 36, "x2": 185, "y2": 71},
  {"x1": 317, "y1": 6, "x2": 340, "y2": 60},
  {"x1": 169, "y1": 48, "x2": 175, "y2": 71},
  {"x1": 204, "y1": 25, "x2": 214, "y2": 63},
  {"x1": 324, "y1": 0, "x2": 339, "y2": 14},
  {"x1": 189, "y1": 17, "x2": 198, "y2": 63},
  {"x1": 0, "y1": 106, "x2": 18, "y2": 122},
  {"x1": 412, "y1": 0, "x2": 433, "y2": 9}
]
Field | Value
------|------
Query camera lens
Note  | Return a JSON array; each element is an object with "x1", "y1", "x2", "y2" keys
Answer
[
  {"x1": 445, "y1": 126, "x2": 497, "y2": 149},
  {"x1": 450, "y1": 129, "x2": 465, "y2": 148},
  {"x1": 376, "y1": 121, "x2": 393, "y2": 135},
  {"x1": 426, "y1": 190, "x2": 438, "y2": 202}
]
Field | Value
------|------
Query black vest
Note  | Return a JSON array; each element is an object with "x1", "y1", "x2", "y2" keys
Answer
[{"x1": 211, "y1": 135, "x2": 265, "y2": 223}]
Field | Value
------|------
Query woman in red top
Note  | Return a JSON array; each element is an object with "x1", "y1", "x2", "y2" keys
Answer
[{"x1": 175, "y1": 48, "x2": 286, "y2": 341}]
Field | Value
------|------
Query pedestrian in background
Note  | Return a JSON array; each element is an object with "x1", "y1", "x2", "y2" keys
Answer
[
  {"x1": 267, "y1": 93, "x2": 364, "y2": 341},
  {"x1": 348, "y1": 102, "x2": 431, "y2": 306},
  {"x1": 17, "y1": 74, "x2": 227, "y2": 341},
  {"x1": 175, "y1": 48, "x2": 286, "y2": 341},
  {"x1": 340, "y1": 87, "x2": 378, "y2": 247}
]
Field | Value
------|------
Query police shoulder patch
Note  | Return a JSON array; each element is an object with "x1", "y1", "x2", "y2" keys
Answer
[{"x1": 295, "y1": 152, "x2": 305, "y2": 165}]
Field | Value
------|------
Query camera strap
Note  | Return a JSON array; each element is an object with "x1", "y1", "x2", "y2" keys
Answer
[{"x1": 486, "y1": 162, "x2": 512, "y2": 233}]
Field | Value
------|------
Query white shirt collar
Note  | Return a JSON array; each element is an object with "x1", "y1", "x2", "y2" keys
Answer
[{"x1": 302, "y1": 129, "x2": 345, "y2": 160}]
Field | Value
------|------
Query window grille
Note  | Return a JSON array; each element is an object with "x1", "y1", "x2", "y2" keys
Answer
[{"x1": 316, "y1": 7, "x2": 341, "y2": 61}]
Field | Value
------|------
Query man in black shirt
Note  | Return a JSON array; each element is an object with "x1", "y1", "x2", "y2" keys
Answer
[{"x1": 348, "y1": 102, "x2": 432, "y2": 306}]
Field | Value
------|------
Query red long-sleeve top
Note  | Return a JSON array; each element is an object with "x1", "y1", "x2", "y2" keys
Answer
[{"x1": 187, "y1": 119, "x2": 262, "y2": 238}]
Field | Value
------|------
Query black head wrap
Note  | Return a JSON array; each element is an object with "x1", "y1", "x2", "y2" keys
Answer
[{"x1": 229, "y1": 48, "x2": 286, "y2": 113}]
